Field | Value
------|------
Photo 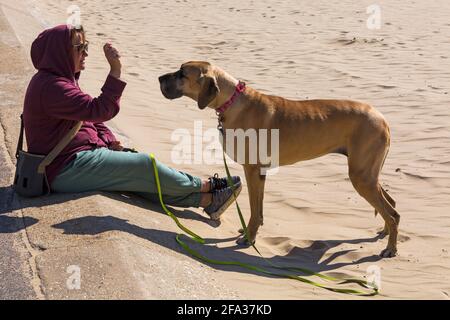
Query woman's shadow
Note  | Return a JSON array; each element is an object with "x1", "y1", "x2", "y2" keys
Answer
[
  {"x1": 0, "y1": 185, "x2": 216, "y2": 234},
  {"x1": 0, "y1": 185, "x2": 39, "y2": 233}
]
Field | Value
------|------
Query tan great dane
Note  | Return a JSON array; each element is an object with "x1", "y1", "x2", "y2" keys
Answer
[{"x1": 159, "y1": 61, "x2": 400, "y2": 257}]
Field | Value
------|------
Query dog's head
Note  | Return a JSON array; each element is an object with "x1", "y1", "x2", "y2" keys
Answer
[{"x1": 158, "y1": 61, "x2": 219, "y2": 109}]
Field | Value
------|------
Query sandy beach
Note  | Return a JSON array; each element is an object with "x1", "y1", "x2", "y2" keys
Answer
[{"x1": 1, "y1": 0, "x2": 450, "y2": 299}]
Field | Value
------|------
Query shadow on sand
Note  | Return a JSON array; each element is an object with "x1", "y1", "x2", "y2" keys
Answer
[{"x1": 1, "y1": 185, "x2": 384, "y2": 285}]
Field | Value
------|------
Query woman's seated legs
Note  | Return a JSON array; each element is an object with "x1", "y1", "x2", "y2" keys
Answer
[{"x1": 52, "y1": 147, "x2": 202, "y2": 207}]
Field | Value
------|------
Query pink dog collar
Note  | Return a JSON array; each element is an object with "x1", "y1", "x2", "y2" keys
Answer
[{"x1": 215, "y1": 81, "x2": 246, "y2": 114}]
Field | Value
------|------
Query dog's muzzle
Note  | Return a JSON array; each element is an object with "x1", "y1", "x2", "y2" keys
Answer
[{"x1": 158, "y1": 73, "x2": 183, "y2": 100}]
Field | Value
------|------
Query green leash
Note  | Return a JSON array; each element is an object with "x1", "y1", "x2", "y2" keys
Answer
[{"x1": 149, "y1": 153, "x2": 378, "y2": 296}]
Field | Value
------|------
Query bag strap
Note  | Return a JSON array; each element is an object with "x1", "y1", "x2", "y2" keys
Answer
[
  {"x1": 37, "y1": 120, "x2": 83, "y2": 174},
  {"x1": 15, "y1": 114, "x2": 25, "y2": 159}
]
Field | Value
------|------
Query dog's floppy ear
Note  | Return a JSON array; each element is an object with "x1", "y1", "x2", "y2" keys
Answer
[{"x1": 197, "y1": 75, "x2": 219, "y2": 110}]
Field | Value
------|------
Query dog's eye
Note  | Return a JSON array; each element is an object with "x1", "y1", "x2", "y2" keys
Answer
[{"x1": 177, "y1": 69, "x2": 185, "y2": 78}]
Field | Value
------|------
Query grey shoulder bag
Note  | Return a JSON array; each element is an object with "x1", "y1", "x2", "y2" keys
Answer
[{"x1": 13, "y1": 115, "x2": 82, "y2": 197}]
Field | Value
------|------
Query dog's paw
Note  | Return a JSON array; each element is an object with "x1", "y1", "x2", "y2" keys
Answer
[
  {"x1": 236, "y1": 235, "x2": 255, "y2": 247},
  {"x1": 380, "y1": 247, "x2": 397, "y2": 258}
]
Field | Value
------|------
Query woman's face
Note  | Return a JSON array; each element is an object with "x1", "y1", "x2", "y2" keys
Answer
[{"x1": 71, "y1": 31, "x2": 88, "y2": 73}]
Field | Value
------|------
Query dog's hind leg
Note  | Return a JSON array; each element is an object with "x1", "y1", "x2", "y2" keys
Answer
[
  {"x1": 373, "y1": 147, "x2": 397, "y2": 234},
  {"x1": 237, "y1": 165, "x2": 266, "y2": 245},
  {"x1": 350, "y1": 176, "x2": 400, "y2": 257},
  {"x1": 347, "y1": 128, "x2": 400, "y2": 257}
]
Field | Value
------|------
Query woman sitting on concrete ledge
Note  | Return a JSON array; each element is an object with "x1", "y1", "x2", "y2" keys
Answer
[{"x1": 22, "y1": 24, "x2": 241, "y2": 219}]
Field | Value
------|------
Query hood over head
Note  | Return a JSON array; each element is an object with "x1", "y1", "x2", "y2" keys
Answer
[{"x1": 31, "y1": 24, "x2": 81, "y2": 81}]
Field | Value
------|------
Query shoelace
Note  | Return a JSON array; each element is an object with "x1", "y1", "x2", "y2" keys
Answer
[{"x1": 210, "y1": 173, "x2": 229, "y2": 191}]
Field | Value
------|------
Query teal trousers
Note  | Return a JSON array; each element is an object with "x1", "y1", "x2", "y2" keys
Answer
[{"x1": 51, "y1": 148, "x2": 202, "y2": 207}]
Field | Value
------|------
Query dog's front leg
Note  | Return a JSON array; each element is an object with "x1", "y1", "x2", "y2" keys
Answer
[{"x1": 237, "y1": 165, "x2": 266, "y2": 246}]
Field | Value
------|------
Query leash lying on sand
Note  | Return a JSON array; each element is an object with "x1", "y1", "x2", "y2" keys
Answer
[{"x1": 149, "y1": 153, "x2": 378, "y2": 296}]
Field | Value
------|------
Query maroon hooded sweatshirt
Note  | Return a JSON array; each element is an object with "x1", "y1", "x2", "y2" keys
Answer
[{"x1": 23, "y1": 24, "x2": 126, "y2": 185}]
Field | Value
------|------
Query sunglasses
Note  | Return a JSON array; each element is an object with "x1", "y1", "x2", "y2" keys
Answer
[{"x1": 72, "y1": 40, "x2": 89, "y2": 53}]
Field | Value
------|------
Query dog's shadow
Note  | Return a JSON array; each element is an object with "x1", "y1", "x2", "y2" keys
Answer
[{"x1": 52, "y1": 213, "x2": 384, "y2": 280}]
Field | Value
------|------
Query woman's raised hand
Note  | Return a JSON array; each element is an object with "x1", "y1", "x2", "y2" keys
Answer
[{"x1": 104, "y1": 42, "x2": 121, "y2": 78}]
